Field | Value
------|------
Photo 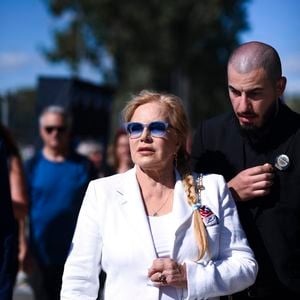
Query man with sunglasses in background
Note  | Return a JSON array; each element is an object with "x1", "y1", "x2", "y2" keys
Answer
[{"x1": 24, "y1": 105, "x2": 96, "y2": 300}]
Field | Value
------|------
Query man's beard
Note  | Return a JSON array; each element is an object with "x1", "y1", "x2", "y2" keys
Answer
[
  {"x1": 240, "y1": 123, "x2": 260, "y2": 136},
  {"x1": 240, "y1": 100, "x2": 279, "y2": 137},
  {"x1": 240, "y1": 123, "x2": 259, "y2": 132}
]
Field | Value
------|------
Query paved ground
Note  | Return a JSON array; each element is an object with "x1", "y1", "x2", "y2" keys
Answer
[
  {"x1": 13, "y1": 288, "x2": 34, "y2": 300},
  {"x1": 13, "y1": 274, "x2": 35, "y2": 300}
]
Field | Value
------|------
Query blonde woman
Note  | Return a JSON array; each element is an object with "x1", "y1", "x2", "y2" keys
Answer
[{"x1": 61, "y1": 90, "x2": 257, "y2": 299}]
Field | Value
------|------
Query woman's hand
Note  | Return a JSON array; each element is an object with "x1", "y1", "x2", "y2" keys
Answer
[{"x1": 148, "y1": 258, "x2": 187, "y2": 288}]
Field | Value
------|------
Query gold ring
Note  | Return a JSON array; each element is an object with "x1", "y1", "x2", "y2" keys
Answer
[{"x1": 158, "y1": 273, "x2": 167, "y2": 284}]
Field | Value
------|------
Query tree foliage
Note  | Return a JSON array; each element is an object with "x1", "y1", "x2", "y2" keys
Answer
[
  {"x1": 43, "y1": 0, "x2": 250, "y2": 127},
  {"x1": 285, "y1": 95, "x2": 300, "y2": 113}
]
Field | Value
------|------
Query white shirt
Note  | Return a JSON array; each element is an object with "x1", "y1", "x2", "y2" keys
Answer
[
  {"x1": 149, "y1": 213, "x2": 178, "y2": 300},
  {"x1": 148, "y1": 213, "x2": 174, "y2": 258}
]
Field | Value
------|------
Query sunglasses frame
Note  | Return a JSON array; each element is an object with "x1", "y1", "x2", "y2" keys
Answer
[{"x1": 125, "y1": 121, "x2": 171, "y2": 139}]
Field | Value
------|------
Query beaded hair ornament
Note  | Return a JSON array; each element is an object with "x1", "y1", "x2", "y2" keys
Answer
[{"x1": 192, "y1": 174, "x2": 219, "y2": 226}]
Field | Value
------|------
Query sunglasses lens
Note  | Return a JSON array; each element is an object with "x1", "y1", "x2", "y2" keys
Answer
[
  {"x1": 149, "y1": 122, "x2": 168, "y2": 137},
  {"x1": 44, "y1": 127, "x2": 54, "y2": 134},
  {"x1": 126, "y1": 123, "x2": 144, "y2": 138},
  {"x1": 45, "y1": 126, "x2": 66, "y2": 134},
  {"x1": 125, "y1": 121, "x2": 169, "y2": 138}
]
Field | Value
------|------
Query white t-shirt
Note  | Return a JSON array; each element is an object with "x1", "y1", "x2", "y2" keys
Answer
[{"x1": 148, "y1": 213, "x2": 179, "y2": 300}]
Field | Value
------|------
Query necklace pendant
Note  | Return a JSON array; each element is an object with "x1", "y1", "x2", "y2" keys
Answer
[{"x1": 153, "y1": 212, "x2": 158, "y2": 216}]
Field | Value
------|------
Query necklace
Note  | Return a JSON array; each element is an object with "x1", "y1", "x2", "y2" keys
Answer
[{"x1": 149, "y1": 190, "x2": 173, "y2": 217}]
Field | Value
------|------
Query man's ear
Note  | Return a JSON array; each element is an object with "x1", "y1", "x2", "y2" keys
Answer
[{"x1": 277, "y1": 76, "x2": 287, "y2": 96}]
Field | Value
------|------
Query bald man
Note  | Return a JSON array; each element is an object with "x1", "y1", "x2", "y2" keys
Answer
[{"x1": 191, "y1": 41, "x2": 300, "y2": 299}]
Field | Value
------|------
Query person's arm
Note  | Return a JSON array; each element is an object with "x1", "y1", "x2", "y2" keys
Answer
[
  {"x1": 184, "y1": 175, "x2": 258, "y2": 299},
  {"x1": 9, "y1": 155, "x2": 29, "y2": 270},
  {"x1": 9, "y1": 155, "x2": 28, "y2": 219},
  {"x1": 61, "y1": 181, "x2": 103, "y2": 299},
  {"x1": 192, "y1": 122, "x2": 274, "y2": 202},
  {"x1": 0, "y1": 140, "x2": 17, "y2": 300},
  {"x1": 228, "y1": 163, "x2": 274, "y2": 202}
]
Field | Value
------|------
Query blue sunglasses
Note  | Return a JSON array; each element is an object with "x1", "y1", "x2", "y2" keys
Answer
[{"x1": 125, "y1": 121, "x2": 172, "y2": 139}]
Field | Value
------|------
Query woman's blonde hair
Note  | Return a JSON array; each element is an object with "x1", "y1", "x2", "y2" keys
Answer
[{"x1": 123, "y1": 90, "x2": 208, "y2": 259}]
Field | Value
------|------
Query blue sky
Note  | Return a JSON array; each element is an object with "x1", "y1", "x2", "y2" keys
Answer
[{"x1": 0, "y1": 0, "x2": 299, "y2": 95}]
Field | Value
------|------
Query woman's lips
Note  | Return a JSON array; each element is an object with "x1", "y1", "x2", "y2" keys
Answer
[{"x1": 138, "y1": 147, "x2": 154, "y2": 154}]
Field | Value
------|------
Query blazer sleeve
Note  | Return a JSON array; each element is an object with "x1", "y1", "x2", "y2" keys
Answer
[
  {"x1": 61, "y1": 181, "x2": 103, "y2": 299},
  {"x1": 184, "y1": 176, "x2": 258, "y2": 299}
]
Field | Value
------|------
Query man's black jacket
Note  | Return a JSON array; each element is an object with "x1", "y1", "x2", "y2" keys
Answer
[{"x1": 191, "y1": 102, "x2": 300, "y2": 295}]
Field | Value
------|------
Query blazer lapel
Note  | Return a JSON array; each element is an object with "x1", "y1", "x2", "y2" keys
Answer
[
  {"x1": 115, "y1": 168, "x2": 157, "y2": 260},
  {"x1": 171, "y1": 171, "x2": 194, "y2": 247}
]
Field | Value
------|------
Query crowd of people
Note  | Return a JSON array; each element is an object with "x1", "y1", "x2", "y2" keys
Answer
[{"x1": 1, "y1": 40, "x2": 300, "y2": 300}]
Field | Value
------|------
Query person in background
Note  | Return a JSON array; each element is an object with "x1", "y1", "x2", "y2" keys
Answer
[
  {"x1": 77, "y1": 139, "x2": 113, "y2": 178},
  {"x1": 191, "y1": 41, "x2": 300, "y2": 298},
  {"x1": 0, "y1": 123, "x2": 28, "y2": 276},
  {"x1": 61, "y1": 90, "x2": 257, "y2": 299},
  {"x1": 107, "y1": 128, "x2": 133, "y2": 174},
  {"x1": 76, "y1": 139, "x2": 112, "y2": 299},
  {"x1": 0, "y1": 137, "x2": 18, "y2": 300},
  {"x1": 25, "y1": 105, "x2": 95, "y2": 300}
]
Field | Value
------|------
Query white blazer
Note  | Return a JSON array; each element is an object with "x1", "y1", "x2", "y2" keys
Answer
[{"x1": 61, "y1": 167, "x2": 257, "y2": 300}]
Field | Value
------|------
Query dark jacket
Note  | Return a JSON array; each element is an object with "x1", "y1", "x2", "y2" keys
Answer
[
  {"x1": 191, "y1": 101, "x2": 300, "y2": 296},
  {"x1": 0, "y1": 139, "x2": 17, "y2": 300}
]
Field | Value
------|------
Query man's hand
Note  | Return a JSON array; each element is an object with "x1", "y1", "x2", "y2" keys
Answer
[{"x1": 228, "y1": 163, "x2": 274, "y2": 202}]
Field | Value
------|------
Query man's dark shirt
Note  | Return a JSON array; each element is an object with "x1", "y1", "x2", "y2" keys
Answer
[{"x1": 191, "y1": 101, "x2": 300, "y2": 296}]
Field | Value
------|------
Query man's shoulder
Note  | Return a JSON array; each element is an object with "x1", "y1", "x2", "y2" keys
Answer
[
  {"x1": 68, "y1": 151, "x2": 90, "y2": 164},
  {"x1": 24, "y1": 151, "x2": 42, "y2": 172},
  {"x1": 68, "y1": 151, "x2": 98, "y2": 179},
  {"x1": 194, "y1": 111, "x2": 236, "y2": 137},
  {"x1": 282, "y1": 103, "x2": 300, "y2": 124},
  {"x1": 203, "y1": 111, "x2": 235, "y2": 127}
]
